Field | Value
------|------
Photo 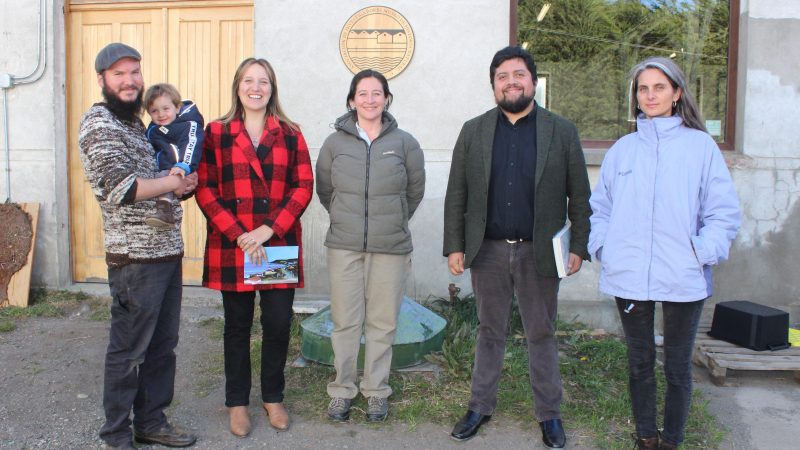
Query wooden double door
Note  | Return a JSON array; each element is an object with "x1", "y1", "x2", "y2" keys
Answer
[{"x1": 67, "y1": 0, "x2": 253, "y2": 284}]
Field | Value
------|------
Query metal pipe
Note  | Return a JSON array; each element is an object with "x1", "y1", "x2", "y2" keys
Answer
[
  {"x1": 1, "y1": 0, "x2": 49, "y2": 202},
  {"x1": 13, "y1": 0, "x2": 47, "y2": 84},
  {"x1": 2, "y1": 88, "x2": 10, "y2": 202}
]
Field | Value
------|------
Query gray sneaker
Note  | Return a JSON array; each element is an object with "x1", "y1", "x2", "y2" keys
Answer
[
  {"x1": 327, "y1": 397, "x2": 351, "y2": 422},
  {"x1": 366, "y1": 396, "x2": 389, "y2": 422}
]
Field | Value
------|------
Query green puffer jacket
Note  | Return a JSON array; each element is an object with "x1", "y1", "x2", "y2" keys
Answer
[{"x1": 316, "y1": 111, "x2": 425, "y2": 254}]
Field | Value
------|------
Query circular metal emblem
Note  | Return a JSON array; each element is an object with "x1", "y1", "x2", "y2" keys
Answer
[{"x1": 339, "y1": 6, "x2": 415, "y2": 80}]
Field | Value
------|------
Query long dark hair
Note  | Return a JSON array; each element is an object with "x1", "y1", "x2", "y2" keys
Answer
[
  {"x1": 345, "y1": 69, "x2": 393, "y2": 112},
  {"x1": 219, "y1": 58, "x2": 299, "y2": 131},
  {"x1": 629, "y1": 57, "x2": 706, "y2": 132}
]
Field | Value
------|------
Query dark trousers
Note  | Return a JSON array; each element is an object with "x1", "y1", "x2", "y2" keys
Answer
[
  {"x1": 615, "y1": 297, "x2": 705, "y2": 446},
  {"x1": 100, "y1": 261, "x2": 183, "y2": 446},
  {"x1": 222, "y1": 289, "x2": 294, "y2": 406},
  {"x1": 468, "y1": 240, "x2": 562, "y2": 420}
]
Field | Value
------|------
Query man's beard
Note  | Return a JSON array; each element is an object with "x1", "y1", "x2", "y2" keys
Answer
[
  {"x1": 497, "y1": 91, "x2": 534, "y2": 114},
  {"x1": 102, "y1": 85, "x2": 143, "y2": 123}
]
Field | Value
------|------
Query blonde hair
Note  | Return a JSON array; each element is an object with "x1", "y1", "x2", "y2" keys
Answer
[
  {"x1": 144, "y1": 83, "x2": 181, "y2": 110},
  {"x1": 218, "y1": 58, "x2": 299, "y2": 131}
]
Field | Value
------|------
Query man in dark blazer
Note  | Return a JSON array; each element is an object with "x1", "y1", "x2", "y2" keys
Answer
[{"x1": 443, "y1": 46, "x2": 591, "y2": 449}]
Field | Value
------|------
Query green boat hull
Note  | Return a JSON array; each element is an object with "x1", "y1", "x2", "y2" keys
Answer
[{"x1": 300, "y1": 297, "x2": 446, "y2": 369}]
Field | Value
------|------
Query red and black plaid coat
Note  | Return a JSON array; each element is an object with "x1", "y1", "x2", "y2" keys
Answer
[{"x1": 196, "y1": 116, "x2": 313, "y2": 292}]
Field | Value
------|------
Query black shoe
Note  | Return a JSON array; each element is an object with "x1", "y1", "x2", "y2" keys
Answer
[
  {"x1": 134, "y1": 423, "x2": 197, "y2": 447},
  {"x1": 103, "y1": 441, "x2": 136, "y2": 450},
  {"x1": 450, "y1": 409, "x2": 491, "y2": 441},
  {"x1": 539, "y1": 418, "x2": 566, "y2": 448}
]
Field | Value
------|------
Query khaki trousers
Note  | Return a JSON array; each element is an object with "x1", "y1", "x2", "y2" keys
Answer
[{"x1": 326, "y1": 248, "x2": 410, "y2": 399}]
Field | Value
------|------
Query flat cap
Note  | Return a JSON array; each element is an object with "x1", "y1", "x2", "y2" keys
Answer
[{"x1": 95, "y1": 43, "x2": 141, "y2": 73}]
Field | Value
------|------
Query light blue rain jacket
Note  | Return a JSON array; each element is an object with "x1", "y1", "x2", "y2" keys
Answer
[{"x1": 589, "y1": 115, "x2": 741, "y2": 302}]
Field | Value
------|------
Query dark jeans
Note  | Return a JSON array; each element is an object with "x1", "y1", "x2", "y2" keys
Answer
[
  {"x1": 468, "y1": 240, "x2": 562, "y2": 421},
  {"x1": 615, "y1": 297, "x2": 705, "y2": 446},
  {"x1": 100, "y1": 261, "x2": 183, "y2": 446},
  {"x1": 222, "y1": 289, "x2": 294, "y2": 406}
]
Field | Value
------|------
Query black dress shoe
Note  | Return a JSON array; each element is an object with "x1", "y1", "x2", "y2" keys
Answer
[
  {"x1": 104, "y1": 441, "x2": 136, "y2": 450},
  {"x1": 450, "y1": 409, "x2": 491, "y2": 441},
  {"x1": 134, "y1": 422, "x2": 197, "y2": 447},
  {"x1": 539, "y1": 418, "x2": 566, "y2": 448}
]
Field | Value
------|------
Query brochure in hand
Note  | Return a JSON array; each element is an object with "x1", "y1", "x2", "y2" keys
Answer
[
  {"x1": 243, "y1": 245, "x2": 299, "y2": 285},
  {"x1": 552, "y1": 222, "x2": 571, "y2": 278}
]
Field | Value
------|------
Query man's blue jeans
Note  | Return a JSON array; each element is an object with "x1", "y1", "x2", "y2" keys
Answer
[
  {"x1": 615, "y1": 297, "x2": 705, "y2": 446},
  {"x1": 99, "y1": 260, "x2": 182, "y2": 446}
]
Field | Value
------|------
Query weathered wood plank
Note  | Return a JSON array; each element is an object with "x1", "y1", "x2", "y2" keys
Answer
[
  {"x1": 696, "y1": 345, "x2": 800, "y2": 356},
  {"x1": 709, "y1": 354, "x2": 800, "y2": 363},
  {"x1": 7, "y1": 203, "x2": 39, "y2": 308},
  {"x1": 711, "y1": 359, "x2": 800, "y2": 371},
  {"x1": 694, "y1": 324, "x2": 800, "y2": 384}
]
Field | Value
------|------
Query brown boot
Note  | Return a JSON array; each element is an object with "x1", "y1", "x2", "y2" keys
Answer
[
  {"x1": 144, "y1": 199, "x2": 175, "y2": 228},
  {"x1": 229, "y1": 406, "x2": 251, "y2": 437},
  {"x1": 632, "y1": 433, "x2": 659, "y2": 450},
  {"x1": 264, "y1": 402, "x2": 290, "y2": 431}
]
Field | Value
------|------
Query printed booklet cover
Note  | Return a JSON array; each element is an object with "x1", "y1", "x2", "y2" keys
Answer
[{"x1": 243, "y1": 245, "x2": 299, "y2": 285}]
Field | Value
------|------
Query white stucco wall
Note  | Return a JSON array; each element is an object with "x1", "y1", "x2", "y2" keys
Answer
[
  {"x1": 0, "y1": 0, "x2": 70, "y2": 287},
  {"x1": 712, "y1": 0, "x2": 800, "y2": 318},
  {"x1": 0, "y1": 0, "x2": 796, "y2": 329},
  {"x1": 255, "y1": 0, "x2": 511, "y2": 302}
]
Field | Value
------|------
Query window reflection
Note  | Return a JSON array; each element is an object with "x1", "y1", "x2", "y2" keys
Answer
[{"x1": 518, "y1": 0, "x2": 730, "y2": 142}]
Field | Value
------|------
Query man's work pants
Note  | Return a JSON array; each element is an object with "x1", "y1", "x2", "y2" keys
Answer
[
  {"x1": 468, "y1": 239, "x2": 562, "y2": 421},
  {"x1": 100, "y1": 260, "x2": 182, "y2": 446}
]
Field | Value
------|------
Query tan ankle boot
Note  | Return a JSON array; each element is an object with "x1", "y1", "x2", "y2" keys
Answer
[
  {"x1": 264, "y1": 402, "x2": 290, "y2": 431},
  {"x1": 229, "y1": 406, "x2": 251, "y2": 437}
]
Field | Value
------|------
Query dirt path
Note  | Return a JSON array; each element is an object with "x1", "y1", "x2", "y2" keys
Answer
[
  {"x1": 0, "y1": 302, "x2": 597, "y2": 450},
  {"x1": 1, "y1": 297, "x2": 797, "y2": 450}
]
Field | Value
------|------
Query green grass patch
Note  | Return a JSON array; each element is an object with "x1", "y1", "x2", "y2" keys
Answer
[
  {"x1": 0, "y1": 289, "x2": 112, "y2": 325},
  {"x1": 0, "y1": 319, "x2": 16, "y2": 332},
  {"x1": 28, "y1": 288, "x2": 91, "y2": 304},
  {"x1": 194, "y1": 294, "x2": 724, "y2": 448},
  {"x1": 194, "y1": 317, "x2": 225, "y2": 397},
  {"x1": 0, "y1": 288, "x2": 94, "y2": 319},
  {"x1": 199, "y1": 317, "x2": 225, "y2": 340}
]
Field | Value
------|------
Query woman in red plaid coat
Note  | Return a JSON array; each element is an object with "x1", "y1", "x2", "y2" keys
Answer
[{"x1": 196, "y1": 58, "x2": 313, "y2": 438}]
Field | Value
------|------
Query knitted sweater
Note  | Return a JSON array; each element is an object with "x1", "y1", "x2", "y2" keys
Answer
[{"x1": 78, "y1": 103, "x2": 184, "y2": 267}]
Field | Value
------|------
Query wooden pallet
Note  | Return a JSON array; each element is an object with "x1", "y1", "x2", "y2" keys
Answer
[{"x1": 693, "y1": 323, "x2": 800, "y2": 386}]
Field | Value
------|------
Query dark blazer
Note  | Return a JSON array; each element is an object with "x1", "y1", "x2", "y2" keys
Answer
[
  {"x1": 443, "y1": 105, "x2": 591, "y2": 277},
  {"x1": 196, "y1": 116, "x2": 314, "y2": 291}
]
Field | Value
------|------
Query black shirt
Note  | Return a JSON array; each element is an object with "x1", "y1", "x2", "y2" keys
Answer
[{"x1": 485, "y1": 107, "x2": 537, "y2": 240}]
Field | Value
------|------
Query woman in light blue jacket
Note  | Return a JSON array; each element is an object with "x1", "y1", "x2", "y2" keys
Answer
[{"x1": 589, "y1": 57, "x2": 740, "y2": 450}]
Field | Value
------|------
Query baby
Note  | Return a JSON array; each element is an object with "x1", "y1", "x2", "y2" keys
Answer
[{"x1": 143, "y1": 83, "x2": 204, "y2": 228}]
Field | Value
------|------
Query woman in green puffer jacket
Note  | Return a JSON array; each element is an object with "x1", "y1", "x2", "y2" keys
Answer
[{"x1": 316, "y1": 69, "x2": 425, "y2": 423}]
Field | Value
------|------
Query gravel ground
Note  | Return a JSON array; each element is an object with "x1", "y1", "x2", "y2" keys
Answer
[{"x1": 0, "y1": 293, "x2": 797, "y2": 449}]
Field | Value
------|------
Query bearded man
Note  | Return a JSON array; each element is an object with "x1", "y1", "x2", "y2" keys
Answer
[
  {"x1": 78, "y1": 43, "x2": 198, "y2": 449},
  {"x1": 443, "y1": 46, "x2": 591, "y2": 448}
]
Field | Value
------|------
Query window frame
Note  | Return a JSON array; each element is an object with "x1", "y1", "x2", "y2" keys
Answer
[{"x1": 509, "y1": 0, "x2": 739, "y2": 151}]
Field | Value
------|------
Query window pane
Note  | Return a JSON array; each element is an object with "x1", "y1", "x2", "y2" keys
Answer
[{"x1": 518, "y1": 0, "x2": 730, "y2": 142}]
